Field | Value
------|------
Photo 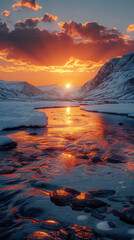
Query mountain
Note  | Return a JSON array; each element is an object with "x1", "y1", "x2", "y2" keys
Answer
[
  {"x1": 78, "y1": 52, "x2": 134, "y2": 101},
  {"x1": 0, "y1": 80, "x2": 43, "y2": 99},
  {"x1": 38, "y1": 84, "x2": 80, "y2": 100}
]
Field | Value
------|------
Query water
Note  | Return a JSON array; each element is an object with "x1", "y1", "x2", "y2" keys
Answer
[{"x1": 0, "y1": 106, "x2": 134, "y2": 239}]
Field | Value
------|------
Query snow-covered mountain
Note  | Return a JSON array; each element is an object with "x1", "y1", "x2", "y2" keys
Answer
[
  {"x1": 38, "y1": 84, "x2": 80, "y2": 100},
  {"x1": 0, "y1": 80, "x2": 43, "y2": 99},
  {"x1": 78, "y1": 52, "x2": 134, "y2": 101}
]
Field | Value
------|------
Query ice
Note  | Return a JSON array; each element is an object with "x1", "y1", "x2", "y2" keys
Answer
[
  {"x1": 96, "y1": 221, "x2": 113, "y2": 231},
  {"x1": 82, "y1": 103, "x2": 134, "y2": 118},
  {"x1": 0, "y1": 101, "x2": 80, "y2": 131},
  {"x1": 0, "y1": 136, "x2": 14, "y2": 147}
]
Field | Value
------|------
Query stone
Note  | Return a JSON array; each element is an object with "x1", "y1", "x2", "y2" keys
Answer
[
  {"x1": 119, "y1": 207, "x2": 134, "y2": 224},
  {"x1": 88, "y1": 189, "x2": 115, "y2": 198},
  {"x1": 105, "y1": 158, "x2": 123, "y2": 164},
  {"x1": 67, "y1": 224, "x2": 96, "y2": 240},
  {"x1": 96, "y1": 207, "x2": 107, "y2": 213},
  {"x1": 91, "y1": 210, "x2": 105, "y2": 220},
  {"x1": 25, "y1": 231, "x2": 53, "y2": 240}
]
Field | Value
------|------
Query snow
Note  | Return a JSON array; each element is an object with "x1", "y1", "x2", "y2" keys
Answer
[
  {"x1": 81, "y1": 103, "x2": 134, "y2": 118},
  {"x1": 128, "y1": 229, "x2": 134, "y2": 235},
  {"x1": 77, "y1": 215, "x2": 88, "y2": 221},
  {"x1": 0, "y1": 101, "x2": 80, "y2": 131},
  {"x1": 96, "y1": 221, "x2": 113, "y2": 231},
  {"x1": 0, "y1": 136, "x2": 14, "y2": 147}
]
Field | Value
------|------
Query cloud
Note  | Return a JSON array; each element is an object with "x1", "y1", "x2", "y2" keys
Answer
[
  {"x1": 0, "y1": 20, "x2": 134, "y2": 71},
  {"x1": 15, "y1": 18, "x2": 40, "y2": 28},
  {"x1": 127, "y1": 24, "x2": 134, "y2": 32},
  {"x1": 14, "y1": 14, "x2": 58, "y2": 29},
  {"x1": 1, "y1": 10, "x2": 10, "y2": 17},
  {"x1": 41, "y1": 13, "x2": 58, "y2": 23},
  {"x1": 59, "y1": 21, "x2": 129, "y2": 41},
  {"x1": 12, "y1": 0, "x2": 42, "y2": 11}
]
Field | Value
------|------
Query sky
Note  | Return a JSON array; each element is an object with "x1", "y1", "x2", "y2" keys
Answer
[{"x1": 0, "y1": 0, "x2": 134, "y2": 86}]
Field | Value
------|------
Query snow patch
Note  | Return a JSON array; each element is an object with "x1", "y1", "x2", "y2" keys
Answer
[
  {"x1": 96, "y1": 221, "x2": 113, "y2": 231},
  {"x1": 77, "y1": 215, "x2": 88, "y2": 221},
  {"x1": 128, "y1": 229, "x2": 134, "y2": 235}
]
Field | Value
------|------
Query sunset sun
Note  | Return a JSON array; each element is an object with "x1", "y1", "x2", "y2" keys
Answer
[{"x1": 66, "y1": 83, "x2": 71, "y2": 88}]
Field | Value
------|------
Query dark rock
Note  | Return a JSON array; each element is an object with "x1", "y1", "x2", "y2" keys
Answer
[
  {"x1": 96, "y1": 207, "x2": 107, "y2": 213},
  {"x1": 50, "y1": 188, "x2": 107, "y2": 210},
  {"x1": 67, "y1": 224, "x2": 96, "y2": 240},
  {"x1": 91, "y1": 210, "x2": 105, "y2": 220},
  {"x1": 88, "y1": 189, "x2": 115, "y2": 198},
  {"x1": 108, "y1": 222, "x2": 116, "y2": 228},
  {"x1": 64, "y1": 187, "x2": 80, "y2": 195},
  {"x1": 105, "y1": 158, "x2": 123, "y2": 163},
  {"x1": 119, "y1": 207, "x2": 134, "y2": 224},
  {"x1": 84, "y1": 207, "x2": 92, "y2": 213},
  {"x1": 20, "y1": 206, "x2": 44, "y2": 218},
  {"x1": 25, "y1": 231, "x2": 53, "y2": 240},
  {"x1": 91, "y1": 157, "x2": 102, "y2": 163},
  {"x1": 0, "y1": 141, "x2": 17, "y2": 151},
  {"x1": 107, "y1": 209, "x2": 120, "y2": 217},
  {"x1": 71, "y1": 193, "x2": 107, "y2": 210},
  {"x1": 41, "y1": 220, "x2": 61, "y2": 231}
]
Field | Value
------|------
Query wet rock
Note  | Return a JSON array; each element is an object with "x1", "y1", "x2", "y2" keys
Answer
[
  {"x1": 71, "y1": 193, "x2": 107, "y2": 210},
  {"x1": 126, "y1": 195, "x2": 134, "y2": 205},
  {"x1": 108, "y1": 209, "x2": 119, "y2": 217},
  {"x1": 31, "y1": 181, "x2": 60, "y2": 191},
  {"x1": 84, "y1": 207, "x2": 92, "y2": 213},
  {"x1": 41, "y1": 220, "x2": 61, "y2": 231},
  {"x1": 119, "y1": 207, "x2": 134, "y2": 224},
  {"x1": 91, "y1": 157, "x2": 102, "y2": 163},
  {"x1": 91, "y1": 210, "x2": 105, "y2": 220},
  {"x1": 64, "y1": 187, "x2": 80, "y2": 195},
  {"x1": 66, "y1": 224, "x2": 96, "y2": 240},
  {"x1": 96, "y1": 221, "x2": 116, "y2": 231},
  {"x1": 96, "y1": 207, "x2": 107, "y2": 213},
  {"x1": 88, "y1": 189, "x2": 115, "y2": 198},
  {"x1": 50, "y1": 188, "x2": 79, "y2": 206},
  {"x1": 50, "y1": 188, "x2": 107, "y2": 210},
  {"x1": 105, "y1": 158, "x2": 123, "y2": 164},
  {"x1": 25, "y1": 231, "x2": 53, "y2": 240},
  {"x1": 20, "y1": 206, "x2": 44, "y2": 218}
]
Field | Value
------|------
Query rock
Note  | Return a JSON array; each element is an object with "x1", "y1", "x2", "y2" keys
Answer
[
  {"x1": 20, "y1": 206, "x2": 44, "y2": 218},
  {"x1": 88, "y1": 189, "x2": 115, "y2": 198},
  {"x1": 67, "y1": 224, "x2": 96, "y2": 240},
  {"x1": 108, "y1": 209, "x2": 120, "y2": 217},
  {"x1": 105, "y1": 158, "x2": 123, "y2": 163},
  {"x1": 91, "y1": 210, "x2": 105, "y2": 220},
  {"x1": 25, "y1": 231, "x2": 53, "y2": 240},
  {"x1": 50, "y1": 188, "x2": 79, "y2": 206},
  {"x1": 108, "y1": 195, "x2": 127, "y2": 202},
  {"x1": 96, "y1": 207, "x2": 107, "y2": 213},
  {"x1": 84, "y1": 207, "x2": 92, "y2": 213},
  {"x1": 91, "y1": 157, "x2": 102, "y2": 163},
  {"x1": 71, "y1": 193, "x2": 107, "y2": 210},
  {"x1": 119, "y1": 207, "x2": 134, "y2": 224},
  {"x1": 50, "y1": 188, "x2": 107, "y2": 210},
  {"x1": 41, "y1": 220, "x2": 61, "y2": 231}
]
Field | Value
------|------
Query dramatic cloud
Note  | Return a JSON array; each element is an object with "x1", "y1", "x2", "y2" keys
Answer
[
  {"x1": 14, "y1": 14, "x2": 58, "y2": 29},
  {"x1": 59, "y1": 21, "x2": 129, "y2": 41},
  {"x1": 127, "y1": 24, "x2": 134, "y2": 32},
  {"x1": 0, "y1": 20, "x2": 134, "y2": 71},
  {"x1": 15, "y1": 18, "x2": 40, "y2": 28},
  {"x1": 12, "y1": 0, "x2": 42, "y2": 11},
  {"x1": 41, "y1": 13, "x2": 58, "y2": 23},
  {"x1": 1, "y1": 10, "x2": 10, "y2": 17}
]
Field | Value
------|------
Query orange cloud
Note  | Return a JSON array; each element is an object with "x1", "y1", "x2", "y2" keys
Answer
[
  {"x1": 127, "y1": 24, "x2": 134, "y2": 32},
  {"x1": 1, "y1": 10, "x2": 10, "y2": 17},
  {"x1": 12, "y1": 0, "x2": 42, "y2": 11},
  {"x1": 41, "y1": 13, "x2": 58, "y2": 22}
]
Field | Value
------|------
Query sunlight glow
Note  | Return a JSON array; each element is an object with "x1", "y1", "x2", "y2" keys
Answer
[
  {"x1": 66, "y1": 83, "x2": 71, "y2": 88},
  {"x1": 66, "y1": 107, "x2": 70, "y2": 114}
]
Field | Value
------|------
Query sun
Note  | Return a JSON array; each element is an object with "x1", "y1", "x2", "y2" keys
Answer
[{"x1": 66, "y1": 83, "x2": 71, "y2": 88}]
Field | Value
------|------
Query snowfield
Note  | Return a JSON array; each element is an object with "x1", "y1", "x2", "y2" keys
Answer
[
  {"x1": 81, "y1": 103, "x2": 134, "y2": 118},
  {"x1": 0, "y1": 136, "x2": 14, "y2": 147},
  {"x1": 0, "y1": 101, "x2": 80, "y2": 131}
]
